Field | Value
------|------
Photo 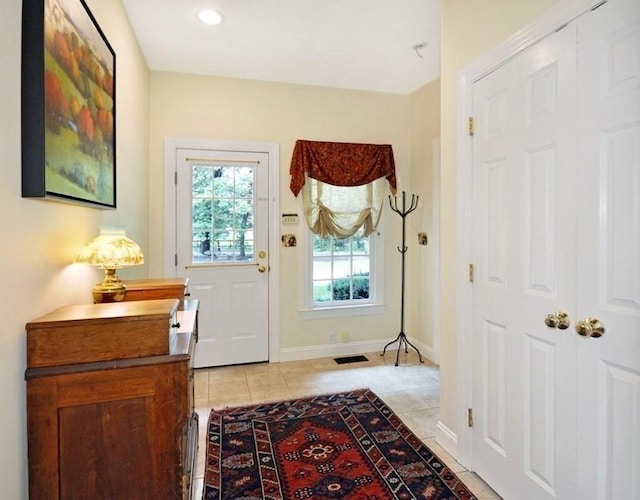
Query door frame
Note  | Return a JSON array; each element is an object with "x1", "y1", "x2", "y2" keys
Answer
[
  {"x1": 431, "y1": 138, "x2": 441, "y2": 364},
  {"x1": 453, "y1": 0, "x2": 600, "y2": 470},
  {"x1": 163, "y1": 138, "x2": 281, "y2": 363}
]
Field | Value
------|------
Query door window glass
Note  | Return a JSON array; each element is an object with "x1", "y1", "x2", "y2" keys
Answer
[{"x1": 191, "y1": 163, "x2": 255, "y2": 264}]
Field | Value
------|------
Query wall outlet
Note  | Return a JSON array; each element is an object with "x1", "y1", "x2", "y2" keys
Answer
[
  {"x1": 328, "y1": 332, "x2": 337, "y2": 344},
  {"x1": 340, "y1": 331, "x2": 349, "y2": 343}
]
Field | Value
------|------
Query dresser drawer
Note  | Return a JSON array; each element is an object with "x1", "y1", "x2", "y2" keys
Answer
[{"x1": 26, "y1": 299, "x2": 179, "y2": 368}]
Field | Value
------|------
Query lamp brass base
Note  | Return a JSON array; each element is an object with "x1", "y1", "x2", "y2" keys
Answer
[
  {"x1": 92, "y1": 285, "x2": 126, "y2": 303},
  {"x1": 92, "y1": 267, "x2": 127, "y2": 303}
]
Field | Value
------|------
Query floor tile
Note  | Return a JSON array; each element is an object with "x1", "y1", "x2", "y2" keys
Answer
[
  {"x1": 245, "y1": 371, "x2": 288, "y2": 389},
  {"x1": 424, "y1": 438, "x2": 466, "y2": 474},
  {"x1": 379, "y1": 386, "x2": 439, "y2": 413},
  {"x1": 456, "y1": 472, "x2": 503, "y2": 499},
  {"x1": 249, "y1": 385, "x2": 293, "y2": 403},
  {"x1": 192, "y1": 351, "x2": 499, "y2": 500},
  {"x1": 396, "y1": 407, "x2": 440, "y2": 439}
]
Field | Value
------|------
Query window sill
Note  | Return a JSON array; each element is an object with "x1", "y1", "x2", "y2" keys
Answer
[{"x1": 298, "y1": 303, "x2": 386, "y2": 320}]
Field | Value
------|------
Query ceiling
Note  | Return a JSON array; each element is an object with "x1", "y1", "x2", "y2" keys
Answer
[{"x1": 120, "y1": 0, "x2": 441, "y2": 95}]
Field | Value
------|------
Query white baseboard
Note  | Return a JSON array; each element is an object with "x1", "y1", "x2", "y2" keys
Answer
[
  {"x1": 279, "y1": 340, "x2": 388, "y2": 362},
  {"x1": 436, "y1": 420, "x2": 459, "y2": 460},
  {"x1": 279, "y1": 338, "x2": 436, "y2": 364},
  {"x1": 411, "y1": 338, "x2": 435, "y2": 364}
]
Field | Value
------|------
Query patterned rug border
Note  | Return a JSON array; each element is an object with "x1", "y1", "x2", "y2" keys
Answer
[
  {"x1": 204, "y1": 388, "x2": 477, "y2": 499},
  {"x1": 208, "y1": 388, "x2": 373, "y2": 415}
]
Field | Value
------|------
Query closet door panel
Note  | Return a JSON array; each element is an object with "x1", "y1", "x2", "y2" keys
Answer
[{"x1": 575, "y1": 2, "x2": 640, "y2": 497}]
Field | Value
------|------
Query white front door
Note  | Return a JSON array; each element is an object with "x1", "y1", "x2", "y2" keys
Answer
[
  {"x1": 575, "y1": 0, "x2": 640, "y2": 497},
  {"x1": 176, "y1": 148, "x2": 270, "y2": 368},
  {"x1": 470, "y1": 1, "x2": 640, "y2": 498}
]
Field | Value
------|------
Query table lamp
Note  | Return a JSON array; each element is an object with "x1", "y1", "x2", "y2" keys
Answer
[{"x1": 76, "y1": 228, "x2": 145, "y2": 303}]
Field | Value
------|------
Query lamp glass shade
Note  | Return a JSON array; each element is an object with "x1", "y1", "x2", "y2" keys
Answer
[{"x1": 76, "y1": 228, "x2": 144, "y2": 303}]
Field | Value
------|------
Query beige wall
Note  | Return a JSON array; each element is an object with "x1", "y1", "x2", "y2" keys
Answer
[
  {"x1": 0, "y1": 0, "x2": 573, "y2": 494},
  {"x1": 407, "y1": 79, "x2": 441, "y2": 351},
  {"x1": 439, "y1": 0, "x2": 562, "y2": 443},
  {"x1": 148, "y1": 73, "x2": 424, "y2": 351},
  {"x1": 0, "y1": 0, "x2": 149, "y2": 496}
]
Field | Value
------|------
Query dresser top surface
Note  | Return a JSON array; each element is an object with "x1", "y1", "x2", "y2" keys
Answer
[
  {"x1": 26, "y1": 299, "x2": 179, "y2": 329},
  {"x1": 123, "y1": 277, "x2": 188, "y2": 290}
]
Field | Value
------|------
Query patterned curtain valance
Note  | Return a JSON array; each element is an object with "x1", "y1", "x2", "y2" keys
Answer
[{"x1": 289, "y1": 140, "x2": 397, "y2": 196}]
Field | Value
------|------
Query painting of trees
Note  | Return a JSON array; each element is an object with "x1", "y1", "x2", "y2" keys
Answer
[{"x1": 23, "y1": 0, "x2": 115, "y2": 206}]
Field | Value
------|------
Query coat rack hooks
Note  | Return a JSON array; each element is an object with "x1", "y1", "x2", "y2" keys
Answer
[{"x1": 381, "y1": 190, "x2": 424, "y2": 366}]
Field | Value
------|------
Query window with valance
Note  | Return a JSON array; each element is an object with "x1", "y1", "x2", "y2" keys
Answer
[{"x1": 289, "y1": 140, "x2": 397, "y2": 239}]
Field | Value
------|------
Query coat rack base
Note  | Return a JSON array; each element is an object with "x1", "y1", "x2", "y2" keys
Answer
[{"x1": 381, "y1": 331, "x2": 424, "y2": 367}]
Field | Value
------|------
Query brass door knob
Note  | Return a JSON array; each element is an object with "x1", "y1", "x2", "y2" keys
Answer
[
  {"x1": 575, "y1": 317, "x2": 605, "y2": 338},
  {"x1": 257, "y1": 264, "x2": 267, "y2": 273},
  {"x1": 544, "y1": 311, "x2": 570, "y2": 330}
]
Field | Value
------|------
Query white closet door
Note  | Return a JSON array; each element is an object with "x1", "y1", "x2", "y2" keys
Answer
[
  {"x1": 575, "y1": 0, "x2": 640, "y2": 498},
  {"x1": 471, "y1": 22, "x2": 578, "y2": 500},
  {"x1": 470, "y1": 1, "x2": 640, "y2": 498}
]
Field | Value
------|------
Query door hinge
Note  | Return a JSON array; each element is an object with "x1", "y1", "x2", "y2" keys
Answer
[
  {"x1": 468, "y1": 263, "x2": 474, "y2": 283},
  {"x1": 468, "y1": 116, "x2": 475, "y2": 136},
  {"x1": 468, "y1": 408, "x2": 474, "y2": 427},
  {"x1": 174, "y1": 171, "x2": 178, "y2": 185},
  {"x1": 175, "y1": 253, "x2": 178, "y2": 267}
]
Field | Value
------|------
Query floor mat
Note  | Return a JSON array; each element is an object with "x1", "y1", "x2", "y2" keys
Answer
[{"x1": 203, "y1": 389, "x2": 477, "y2": 499}]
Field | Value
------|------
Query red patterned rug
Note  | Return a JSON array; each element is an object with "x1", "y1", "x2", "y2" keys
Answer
[{"x1": 203, "y1": 389, "x2": 476, "y2": 499}]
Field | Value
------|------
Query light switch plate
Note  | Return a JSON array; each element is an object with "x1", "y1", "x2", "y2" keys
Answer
[{"x1": 282, "y1": 213, "x2": 298, "y2": 224}]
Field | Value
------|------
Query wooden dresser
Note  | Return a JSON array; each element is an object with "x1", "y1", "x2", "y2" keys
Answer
[
  {"x1": 122, "y1": 277, "x2": 189, "y2": 304},
  {"x1": 25, "y1": 298, "x2": 199, "y2": 499}
]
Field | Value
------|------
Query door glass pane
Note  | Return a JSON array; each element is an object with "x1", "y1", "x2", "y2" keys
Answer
[
  {"x1": 192, "y1": 198, "x2": 212, "y2": 263},
  {"x1": 191, "y1": 162, "x2": 255, "y2": 264}
]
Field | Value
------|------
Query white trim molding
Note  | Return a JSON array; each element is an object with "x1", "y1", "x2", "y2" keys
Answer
[
  {"x1": 436, "y1": 420, "x2": 459, "y2": 460},
  {"x1": 280, "y1": 337, "x2": 435, "y2": 364}
]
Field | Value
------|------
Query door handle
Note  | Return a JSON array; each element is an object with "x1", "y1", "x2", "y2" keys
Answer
[
  {"x1": 544, "y1": 311, "x2": 570, "y2": 329},
  {"x1": 257, "y1": 264, "x2": 267, "y2": 273},
  {"x1": 575, "y1": 317, "x2": 605, "y2": 338}
]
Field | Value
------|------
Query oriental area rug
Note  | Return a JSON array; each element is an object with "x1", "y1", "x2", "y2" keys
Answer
[{"x1": 203, "y1": 389, "x2": 477, "y2": 499}]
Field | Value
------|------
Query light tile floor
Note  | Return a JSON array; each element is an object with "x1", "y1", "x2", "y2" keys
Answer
[{"x1": 191, "y1": 351, "x2": 501, "y2": 499}]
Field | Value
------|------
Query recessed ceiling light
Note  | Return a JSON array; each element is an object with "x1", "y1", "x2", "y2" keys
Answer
[{"x1": 198, "y1": 8, "x2": 223, "y2": 26}]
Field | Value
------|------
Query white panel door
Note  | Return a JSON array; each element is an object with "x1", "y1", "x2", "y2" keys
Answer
[
  {"x1": 575, "y1": 1, "x2": 640, "y2": 497},
  {"x1": 176, "y1": 149, "x2": 269, "y2": 368},
  {"x1": 471, "y1": 22, "x2": 578, "y2": 500},
  {"x1": 471, "y1": 1, "x2": 640, "y2": 498}
]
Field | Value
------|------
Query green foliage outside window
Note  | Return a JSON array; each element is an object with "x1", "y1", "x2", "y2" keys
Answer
[
  {"x1": 332, "y1": 273, "x2": 370, "y2": 300},
  {"x1": 312, "y1": 230, "x2": 370, "y2": 304},
  {"x1": 191, "y1": 164, "x2": 254, "y2": 262}
]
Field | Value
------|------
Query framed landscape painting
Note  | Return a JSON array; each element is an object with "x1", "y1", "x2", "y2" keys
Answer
[{"x1": 22, "y1": 0, "x2": 116, "y2": 208}]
